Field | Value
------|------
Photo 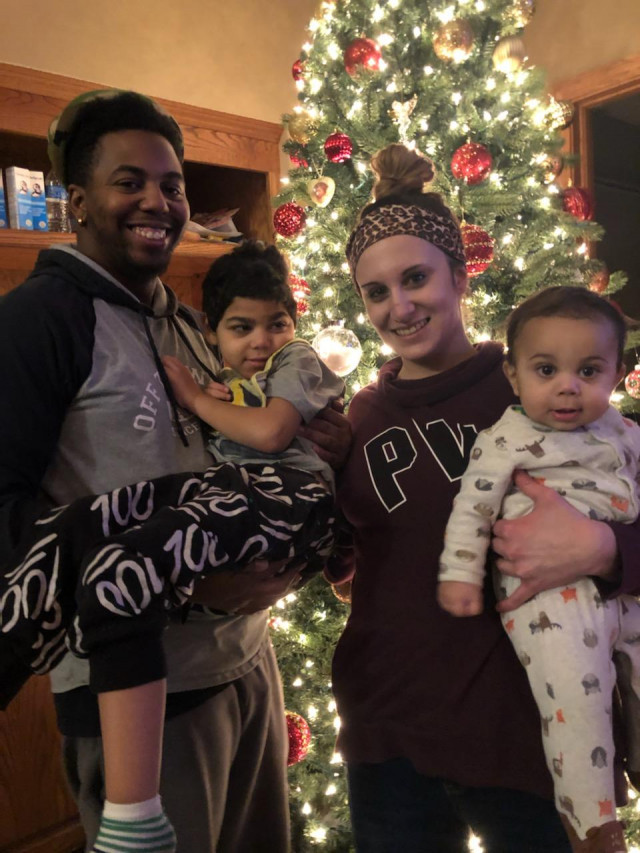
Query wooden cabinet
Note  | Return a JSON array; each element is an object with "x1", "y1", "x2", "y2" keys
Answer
[{"x1": 0, "y1": 62, "x2": 283, "y2": 853}]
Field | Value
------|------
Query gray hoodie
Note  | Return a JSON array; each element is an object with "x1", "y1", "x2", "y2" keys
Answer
[{"x1": 0, "y1": 247, "x2": 268, "y2": 730}]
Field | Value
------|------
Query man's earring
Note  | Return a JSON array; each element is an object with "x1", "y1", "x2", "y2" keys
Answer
[{"x1": 76, "y1": 213, "x2": 86, "y2": 226}]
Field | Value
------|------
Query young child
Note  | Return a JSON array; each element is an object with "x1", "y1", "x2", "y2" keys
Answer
[
  {"x1": 438, "y1": 286, "x2": 640, "y2": 852},
  {"x1": 1, "y1": 240, "x2": 344, "y2": 851}
]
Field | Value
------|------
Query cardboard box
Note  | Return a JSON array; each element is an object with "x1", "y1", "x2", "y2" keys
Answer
[
  {"x1": 29, "y1": 170, "x2": 48, "y2": 231},
  {"x1": 0, "y1": 174, "x2": 7, "y2": 229},
  {"x1": 5, "y1": 166, "x2": 33, "y2": 229}
]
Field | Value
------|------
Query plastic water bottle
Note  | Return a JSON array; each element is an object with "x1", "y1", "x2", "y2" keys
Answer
[{"x1": 45, "y1": 170, "x2": 71, "y2": 232}]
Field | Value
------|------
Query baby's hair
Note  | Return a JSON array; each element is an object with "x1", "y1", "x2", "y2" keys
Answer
[
  {"x1": 506, "y1": 286, "x2": 627, "y2": 367},
  {"x1": 202, "y1": 240, "x2": 297, "y2": 333}
]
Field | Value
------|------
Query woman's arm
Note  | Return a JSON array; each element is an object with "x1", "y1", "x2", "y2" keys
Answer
[
  {"x1": 163, "y1": 355, "x2": 302, "y2": 453},
  {"x1": 493, "y1": 470, "x2": 628, "y2": 612}
]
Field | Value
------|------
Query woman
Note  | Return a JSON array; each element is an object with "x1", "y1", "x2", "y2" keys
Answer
[{"x1": 330, "y1": 143, "x2": 640, "y2": 852}]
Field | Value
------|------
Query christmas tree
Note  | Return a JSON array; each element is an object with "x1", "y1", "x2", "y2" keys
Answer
[{"x1": 268, "y1": 1, "x2": 640, "y2": 850}]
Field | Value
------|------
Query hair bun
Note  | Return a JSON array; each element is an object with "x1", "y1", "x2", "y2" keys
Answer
[{"x1": 370, "y1": 144, "x2": 435, "y2": 201}]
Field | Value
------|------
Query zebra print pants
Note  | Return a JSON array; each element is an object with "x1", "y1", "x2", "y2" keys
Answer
[{"x1": 0, "y1": 462, "x2": 334, "y2": 704}]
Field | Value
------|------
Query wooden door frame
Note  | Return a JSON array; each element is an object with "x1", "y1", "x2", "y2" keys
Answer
[{"x1": 553, "y1": 55, "x2": 640, "y2": 191}]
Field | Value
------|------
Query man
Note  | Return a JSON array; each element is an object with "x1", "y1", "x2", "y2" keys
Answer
[{"x1": 0, "y1": 89, "x2": 347, "y2": 852}]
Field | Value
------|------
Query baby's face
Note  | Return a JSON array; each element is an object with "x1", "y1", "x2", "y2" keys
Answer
[{"x1": 504, "y1": 315, "x2": 624, "y2": 430}]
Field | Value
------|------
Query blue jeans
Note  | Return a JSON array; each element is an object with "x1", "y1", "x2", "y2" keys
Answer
[{"x1": 347, "y1": 758, "x2": 571, "y2": 852}]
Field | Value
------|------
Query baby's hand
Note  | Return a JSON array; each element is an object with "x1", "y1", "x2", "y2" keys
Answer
[
  {"x1": 162, "y1": 355, "x2": 204, "y2": 412},
  {"x1": 437, "y1": 580, "x2": 483, "y2": 617},
  {"x1": 205, "y1": 380, "x2": 232, "y2": 402}
]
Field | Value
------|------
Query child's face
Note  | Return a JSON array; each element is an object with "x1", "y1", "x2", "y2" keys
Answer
[
  {"x1": 211, "y1": 297, "x2": 295, "y2": 379},
  {"x1": 503, "y1": 315, "x2": 624, "y2": 430}
]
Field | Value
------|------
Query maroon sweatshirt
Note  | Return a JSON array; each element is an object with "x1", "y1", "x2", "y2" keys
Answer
[{"x1": 332, "y1": 342, "x2": 640, "y2": 800}]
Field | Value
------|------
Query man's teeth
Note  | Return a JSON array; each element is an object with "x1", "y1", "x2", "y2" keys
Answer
[
  {"x1": 395, "y1": 318, "x2": 429, "y2": 337},
  {"x1": 132, "y1": 226, "x2": 167, "y2": 240}
]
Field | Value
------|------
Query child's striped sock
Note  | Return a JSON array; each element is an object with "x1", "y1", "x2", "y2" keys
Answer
[{"x1": 92, "y1": 795, "x2": 176, "y2": 853}]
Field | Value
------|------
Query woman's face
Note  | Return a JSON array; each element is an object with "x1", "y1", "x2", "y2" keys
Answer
[
  {"x1": 355, "y1": 234, "x2": 472, "y2": 379},
  {"x1": 69, "y1": 129, "x2": 189, "y2": 296}
]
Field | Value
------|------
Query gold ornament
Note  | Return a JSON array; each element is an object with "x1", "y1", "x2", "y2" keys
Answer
[
  {"x1": 288, "y1": 111, "x2": 316, "y2": 145},
  {"x1": 541, "y1": 153, "x2": 563, "y2": 184},
  {"x1": 307, "y1": 176, "x2": 336, "y2": 208},
  {"x1": 508, "y1": 0, "x2": 535, "y2": 28},
  {"x1": 547, "y1": 97, "x2": 574, "y2": 130},
  {"x1": 389, "y1": 95, "x2": 418, "y2": 141},
  {"x1": 492, "y1": 36, "x2": 525, "y2": 73},
  {"x1": 433, "y1": 19, "x2": 474, "y2": 64}
]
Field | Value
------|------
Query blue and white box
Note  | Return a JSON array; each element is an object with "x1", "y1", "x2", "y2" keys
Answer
[
  {"x1": 0, "y1": 175, "x2": 7, "y2": 229},
  {"x1": 30, "y1": 170, "x2": 48, "y2": 231},
  {"x1": 5, "y1": 166, "x2": 33, "y2": 229}
]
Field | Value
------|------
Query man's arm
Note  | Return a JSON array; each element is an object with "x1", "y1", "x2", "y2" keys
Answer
[
  {"x1": 0, "y1": 279, "x2": 93, "y2": 562},
  {"x1": 298, "y1": 402, "x2": 352, "y2": 469}
]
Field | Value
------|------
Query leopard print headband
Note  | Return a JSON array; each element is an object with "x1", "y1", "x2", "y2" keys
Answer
[{"x1": 346, "y1": 203, "x2": 466, "y2": 278}]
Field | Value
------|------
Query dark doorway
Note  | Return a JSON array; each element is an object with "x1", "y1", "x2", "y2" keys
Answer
[{"x1": 590, "y1": 93, "x2": 640, "y2": 321}]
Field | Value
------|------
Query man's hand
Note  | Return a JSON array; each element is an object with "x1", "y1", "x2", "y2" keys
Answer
[
  {"x1": 191, "y1": 559, "x2": 303, "y2": 614},
  {"x1": 299, "y1": 400, "x2": 351, "y2": 470},
  {"x1": 162, "y1": 355, "x2": 205, "y2": 412},
  {"x1": 493, "y1": 470, "x2": 618, "y2": 613}
]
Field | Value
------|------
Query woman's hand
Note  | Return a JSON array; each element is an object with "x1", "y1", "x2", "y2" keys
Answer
[
  {"x1": 299, "y1": 400, "x2": 352, "y2": 470},
  {"x1": 162, "y1": 356, "x2": 206, "y2": 412},
  {"x1": 493, "y1": 470, "x2": 618, "y2": 613}
]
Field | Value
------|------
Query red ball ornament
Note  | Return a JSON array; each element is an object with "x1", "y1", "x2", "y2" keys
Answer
[
  {"x1": 589, "y1": 267, "x2": 610, "y2": 294},
  {"x1": 461, "y1": 223, "x2": 495, "y2": 277},
  {"x1": 292, "y1": 59, "x2": 305, "y2": 81},
  {"x1": 332, "y1": 579, "x2": 352, "y2": 604},
  {"x1": 451, "y1": 142, "x2": 493, "y2": 185},
  {"x1": 286, "y1": 710, "x2": 312, "y2": 766},
  {"x1": 273, "y1": 202, "x2": 306, "y2": 238},
  {"x1": 289, "y1": 153, "x2": 309, "y2": 169},
  {"x1": 324, "y1": 132, "x2": 353, "y2": 164},
  {"x1": 562, "y1": 186, "x2": 594, "y2": 221},
  {"x1": 625, "y1": 365, "x2": 640, "y2": 400},
  {"x1": 290, "y1": 274, "x2": 311, "y2": 315},
  {"x1": 344, "y1": 37, "x2": 382, "y2": 76}
]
